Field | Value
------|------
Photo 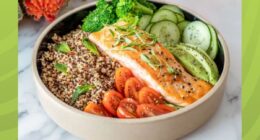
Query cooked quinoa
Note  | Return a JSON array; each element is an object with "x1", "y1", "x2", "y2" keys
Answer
[{"x1": 38, "y1": 27, "x2": 121, "y2": 110}]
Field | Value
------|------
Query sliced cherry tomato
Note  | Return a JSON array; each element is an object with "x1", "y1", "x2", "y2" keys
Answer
[
  {"x1": 115, "y1": 67, "x2": 133, "y2": 93},
  {"x1": 157, "y1": 104, "x2": 176, "y2": 112},
  {"x1": 84, "y1": 102, "x2": 112, "y2": 117},
  {"x1": 139, "y1": 87, "x2": 165, "y2": 104},
  {"x1": 117, "y1": 98, "x2": 139, "y2": 119},
  {"x1": 124, "y1": 77, "x2": 144, "y2": 101},
  {"x1": 102, "y1": 90, "x2": 124, "y2": 116},
  {"x1": 136, "y1": 104, "x2": 174, "y2": 118}
]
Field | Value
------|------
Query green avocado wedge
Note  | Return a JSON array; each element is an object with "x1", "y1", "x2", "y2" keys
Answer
[
  {"x1": 172, "y1": 47, "x2": 209, "y2": 82},
  {"x1": 171, "y1": 44, "x2": 219, "y2": 85}
]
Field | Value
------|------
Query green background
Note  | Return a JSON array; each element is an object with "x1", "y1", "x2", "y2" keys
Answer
[
  {"x1": 0, "y1": 1, "x2": 18, "y2": 140},
  {"x1": 243, "y1": 0, "x2": 260, "y2": 140},
  {"x1": 0, "y1": 0, "x2": 259, "y2": 139}
]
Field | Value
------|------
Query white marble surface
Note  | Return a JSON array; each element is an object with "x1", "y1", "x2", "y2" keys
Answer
[{"x1": 18, "y1": 0, "x2": 241, "y2": 139}]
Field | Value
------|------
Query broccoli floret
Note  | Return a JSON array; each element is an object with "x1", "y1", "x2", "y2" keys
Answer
[
  {"x1": 112, "y1": 0, "x2": 119, "y2": 7},
  {"x1": 119, "y1": 14, "x2": 140, "y2": 26},
  {"x1": 82, "y1": 0, "x2": 156, "y2": 32},
  {"x1": 82, "y1": 0, "x2": 118, "y2": 32},
  {"x1": 116, "y1": 0, "x2": 155, "y2": 18}
]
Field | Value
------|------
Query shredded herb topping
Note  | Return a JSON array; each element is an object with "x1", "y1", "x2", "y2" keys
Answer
[
  {"x1": 111, "y1": 23, "x2": 182, "y2": 77},
  {"x1": 165, "y1": 103, "x2": 184, "y2": 110},
  {"x1": 140, "y1": 53, "x2": 160, "y2": 70}
]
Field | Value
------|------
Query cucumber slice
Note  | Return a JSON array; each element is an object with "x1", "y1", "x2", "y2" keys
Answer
[
  {"x1": 172, "y1": 47, "x2": 209, "y2": 82},
  {"x1": 150, "y1": 20, "x2": 180, "y2": 45},
  {"x1": 207, "y1": 24, "x2": 218, "y2": 59},
  {"x1": 178, "y1": 21, "x2": 190, "y2": 33},
  {"x1": 176, "y1": 14, "x2": 185, "y2": 23},
  {"x1": 138, "y1": 15, "x2": 152, "y2": 30},
  {"x1": 183, "y1": 21, "x2": 211, "y2": 51},
  {"x1": 160, "y1": 5, "x2": 184, "y2": 17},
  {"x1": 151, "y1": 9, "x2": 178, "y2": 23},
  {"x1": 177, "y1": 43, "x2": 219, "y2": 85},
  {"x1": 145, "y1": 23, "x2": 153, "y2": 32},
  {"x1": 160, "y1": 5, "x2": 185, "y2": 23}
]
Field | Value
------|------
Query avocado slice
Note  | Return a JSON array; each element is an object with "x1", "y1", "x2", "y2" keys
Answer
[
  {"x1": 173, "y1": 48, "x2": 209, "y2": 82},
  {"x1": 172, "y1": 44, "x2": 219, "y2": 85},
  {"x1": 184, "y1": 44, "x2": 219, "y2": 84}
]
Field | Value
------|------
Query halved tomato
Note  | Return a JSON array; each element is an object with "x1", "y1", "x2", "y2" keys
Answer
[
  {"x1": 84, "y1": 102, "x2": 112, "y2": 117},
  {"x1": 124, "y1": 77, "x2": 144, "y2": 101},
  {"x1": 115, "y1": 67, "x2": 133, "y2": 93},
  {"x1": 102, "y1": 90, "x2": 124, "y2": 116},
  {"x1": 136, "y1": 104, "x2": 174, "y2": 118},
  {"x1": 157, "y1": 104, "x2": 176, "y2": 112},
  {"x1": 138, "y1": 87, "x2": 165, "y2": 104},
  {"x1": 117, "y1": 98, "x2": 139, "y2": 119}
]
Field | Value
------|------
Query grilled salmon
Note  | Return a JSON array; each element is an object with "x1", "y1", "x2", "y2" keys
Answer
[{"x1": 89, "y1": 21, "x2": 212, "y2": 106}]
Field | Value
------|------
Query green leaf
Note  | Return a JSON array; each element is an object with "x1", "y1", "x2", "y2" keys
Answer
[
  {"x1": 135, "y1": 31, "x2": 145, "y2": 43},
  {"x1": 140, "y1": 53, "x2": 150, "y2": 62},
  {"x1": 140, "y1": 53, "x2": 157, "y2": 70},
  {"x1": 72, "y1": 84, "x2": 95, "y2": 103},
  {"x1": 165, "y1": 103, "x2": 183, "y2": 110},
  {"x1": 82, "y1": 38, "x2": 100, "y2": 55},
  {"x1": 55, "y1": 43, "x2": 71, "y2": 53},
  {"x1": 121, "y1": 45, "x2": 138, "y2": 52},
  {"x1": 114, "y1": 33, "x2": 124, "y2": 46},
  {"x1": 109, "y1": 29, "x2": 115, "y2": 37},
  {"x1": 54, "y1": 63, "x2": 67, "y2": 73}
]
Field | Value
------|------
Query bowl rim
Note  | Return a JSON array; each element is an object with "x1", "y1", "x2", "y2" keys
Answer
[{"x1": 32, "y1": 0, "x2": 230, "y2": 124}]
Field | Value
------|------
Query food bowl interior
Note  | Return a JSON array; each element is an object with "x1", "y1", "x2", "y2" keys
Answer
[
  {"x1": 32, "y1": 3, "x2": 229, "y2": 139},
  {"x1": 37, "y1": 3, "x2": 224, "y2": 75}
]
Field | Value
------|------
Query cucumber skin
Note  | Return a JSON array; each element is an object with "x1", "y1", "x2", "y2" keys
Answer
[
  {"x1": 145, "y1": 23, "x2": 153, "y2": 32},
  {"x1": 138, "y1": 15, "x2": 152, "y2": 30},
  {"x1": 176, "y1": 14, "x2": 185, "y2": 23},
  {"x1": 207, "y1": 24, "x2": 218, "y2": 59},
  {"x1": 151, "y1": 9, "x2": 178, "y2": 23},
  {"x1": 178, "y1": 21, "x2": 191, "y2": 33},
  {"x1": 174, "y1": 44, "x2": 219, "y2": 85},
  {"x1": 183, "y1": 21, "x2": 211, "y2": 51},
  {"x1": 160, "y1": 5, "x2": 184, "y2": 17},
  {"x1": 160, "y1": 5, "x2": 185, "y2": 23}
]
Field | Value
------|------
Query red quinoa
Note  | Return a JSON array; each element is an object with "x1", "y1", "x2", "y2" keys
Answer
[{"x1": 38, "y1": 27, "x2": 121, "y2": 110}]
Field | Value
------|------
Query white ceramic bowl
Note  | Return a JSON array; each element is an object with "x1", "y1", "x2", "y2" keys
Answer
[{"x1": 32, "y1": 1, "x2": 230, "y2": 140}]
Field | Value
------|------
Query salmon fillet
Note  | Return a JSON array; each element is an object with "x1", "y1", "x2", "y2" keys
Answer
[{"x1": 89, "y1": 22, "x2": 212, "y2": 106}]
